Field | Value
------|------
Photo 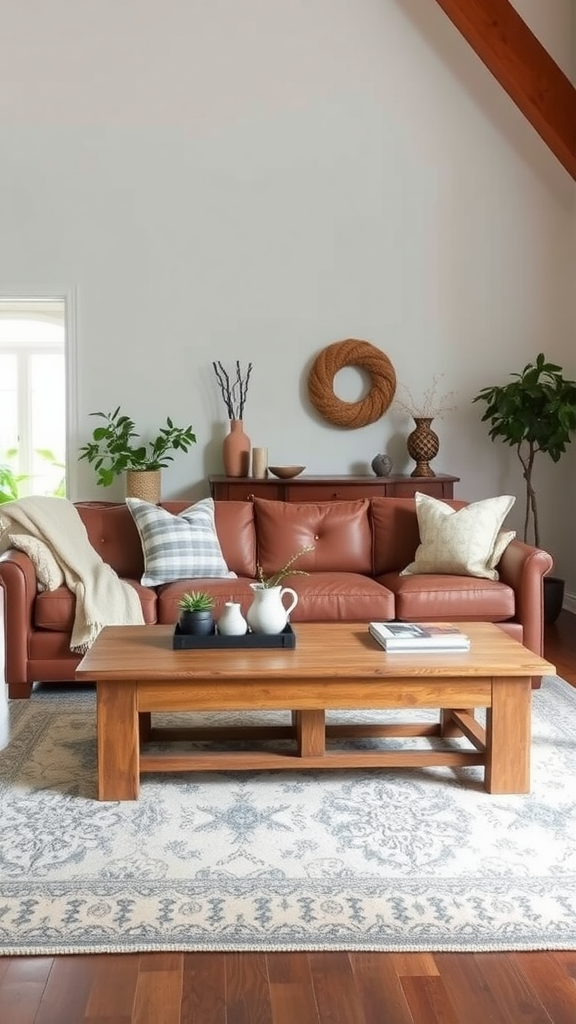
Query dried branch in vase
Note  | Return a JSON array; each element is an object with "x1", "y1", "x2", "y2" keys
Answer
[
  {"x1": 212, "y1": 361, "x2": 253, "y2": 420},
  {"x1": 394, "y1": 375, "x2": 457, "y2": 419}
]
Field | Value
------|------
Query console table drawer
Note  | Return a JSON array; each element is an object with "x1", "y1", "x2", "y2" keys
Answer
[
  {"x1": 209, "y1": 474, "x2": 459, "y2": 502},
  {"x1": 286, "y1": 483, "x2": 385, "y2": 502},
  {"x1": 210, "y1": 481, "x2": 276, "y2": 501}
]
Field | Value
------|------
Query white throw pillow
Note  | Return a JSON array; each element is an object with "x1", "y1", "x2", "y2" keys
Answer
[
  {"x1": 401, "y1": 492, "x2": 516, "y2": 581},
  {"x1": 126, "y1": 497, "x2": 236, "y2": 586},
  {"x1": 7, "y1": 533, "x2": 65, "y2": 591},
  {"x1": 488, "y1": 529, "x2": 516, "y2": 571}
]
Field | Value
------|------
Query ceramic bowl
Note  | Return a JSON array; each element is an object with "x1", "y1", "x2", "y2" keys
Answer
[{"x1": 268, "y1": 465, "x2": 306, "y2": 479}]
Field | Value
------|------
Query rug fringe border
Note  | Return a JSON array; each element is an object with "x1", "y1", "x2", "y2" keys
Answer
[{"x1": 3, "y1": 941, "x2": 576, "y2": 957}]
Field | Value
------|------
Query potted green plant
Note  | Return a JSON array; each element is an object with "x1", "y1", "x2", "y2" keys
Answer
[
  {"x1": 177, "y1": 591, "x2": 216, "y2": 636},
  {"x1": 78, "y1": 407, "x2": 197, "y2": 500},
  {"x1": 473, "y1": 353, "x2": 576, "y2": 622}
]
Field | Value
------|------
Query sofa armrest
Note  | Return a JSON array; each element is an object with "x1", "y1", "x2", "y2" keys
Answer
[
  {"x1": 0, "y1": 549, "x2": 38, "y2": 692},
  {"x1": 497, "y1": 539, "x2": 554, "y2": 656}
]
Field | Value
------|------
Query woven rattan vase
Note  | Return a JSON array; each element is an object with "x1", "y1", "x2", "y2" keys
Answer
[
  {"x1": 125, "y1": 469, "x2": 161, "y2": 504},
  {"x1": 406, "y1": 417, "x2": 439, "y2": 478}
]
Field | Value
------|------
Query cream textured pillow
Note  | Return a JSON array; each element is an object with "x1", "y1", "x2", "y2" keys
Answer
[
  {"x1": 401, "y1": 492, "x2": 516, "y2": 581},
  {"x1": 7, "y1": 533, "x2": 65, "y2": 591},
  {"x1": 488, "y1": 529, "x2": 516, "y2": 571}
]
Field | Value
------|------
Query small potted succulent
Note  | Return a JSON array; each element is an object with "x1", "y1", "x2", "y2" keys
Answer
[{"x1": 177, "y1": 591, "x2": 216, "y2": 636}]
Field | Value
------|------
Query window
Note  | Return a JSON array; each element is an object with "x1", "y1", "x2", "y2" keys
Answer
[{"x1": 0, "y1": 301, "x2": 67, "y2": 499}]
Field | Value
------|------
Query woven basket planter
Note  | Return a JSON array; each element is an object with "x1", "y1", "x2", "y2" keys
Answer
[{"x1": 125, "y1": 469, "x2": 161, "y2": 504}]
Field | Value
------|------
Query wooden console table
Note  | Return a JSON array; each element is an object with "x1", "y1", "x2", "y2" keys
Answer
[{"x1": 209, "y1": 473, "x2": 459, "y2": 502}]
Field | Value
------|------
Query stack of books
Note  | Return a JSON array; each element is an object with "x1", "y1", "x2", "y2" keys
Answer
[{"x1": 368, "y1": 621, "x2": 471, "y2": 652}]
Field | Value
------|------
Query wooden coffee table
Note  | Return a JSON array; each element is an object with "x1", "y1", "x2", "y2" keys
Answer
[{"x1": 74, "y1": 621, "x2": 555, "y2": 801}]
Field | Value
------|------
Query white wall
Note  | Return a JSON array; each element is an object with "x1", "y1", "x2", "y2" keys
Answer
[{"x1": 0, "y1": 0, "x2": 575, "y2": 581}]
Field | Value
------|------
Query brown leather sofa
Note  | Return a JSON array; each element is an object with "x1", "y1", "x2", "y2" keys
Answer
[{"x1": 0, "y1": 496, "x2": 553, "y2": 698}]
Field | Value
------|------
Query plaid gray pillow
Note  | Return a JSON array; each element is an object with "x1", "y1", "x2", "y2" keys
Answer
[{"x1": 126, "y1": 497, "x2": 236, "y2": 586}]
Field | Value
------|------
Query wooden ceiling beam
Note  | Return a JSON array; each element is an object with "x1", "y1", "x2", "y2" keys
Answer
[{"x1": 432, "y1": 0, "x2": 576, "y2": 180}]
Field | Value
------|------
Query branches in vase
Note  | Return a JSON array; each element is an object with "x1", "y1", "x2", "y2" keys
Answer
[
  {"x1": 394, "y1": 374, "x2": 457, "y2": 420},
  {"x1": 212, "y1": 361, "x2": 253, "y2": 420}
]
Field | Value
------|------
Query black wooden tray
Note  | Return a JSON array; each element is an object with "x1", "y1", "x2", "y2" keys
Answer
[{"x1": 172, "y1": 623, "x2": 296, "y2": 650}]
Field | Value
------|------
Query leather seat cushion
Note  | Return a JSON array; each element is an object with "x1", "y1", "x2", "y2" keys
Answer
[
  {"x1": 157, "y1": 578, "x2": 260, "y2": 625},
  {"x1": 157, "y1": 573, "x2": 395, "y2": 625},
  {"x1": 34, "y1": 580, "x2": 158, "y2": 630},
  {"x1": 378, "y1": 571, "x2": 515, "y2": 621},
  {"x1": 288, "y1": 573, "x2": 395, "y2": 622}
]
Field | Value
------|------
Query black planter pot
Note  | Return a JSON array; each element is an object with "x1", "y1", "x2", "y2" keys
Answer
[
  {"x1": 544, "y1": 576, "x2": 565, "y2": 626},
  {"x1": 178, "y1": 610, "x2": 215, "y2": 636}
]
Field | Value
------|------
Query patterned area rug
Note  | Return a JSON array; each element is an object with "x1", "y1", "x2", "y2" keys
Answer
[{"x1": 1, "y1": 677, "x2": 576, "y2": 955}]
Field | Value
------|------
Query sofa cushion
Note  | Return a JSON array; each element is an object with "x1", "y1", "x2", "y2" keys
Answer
[
  {"x1": 76, "y1": 502, "x2": 145, "y2": 579},
  {"x1": 127, "y1": 497, "x2": 236, "y2": 586},
  {"x1": 401, "y1": 492, "x2": 516, "y2": 581},
  {"x1": 253, "y1": 498, "x2": 373, "y2": 576},
  {"x1": 378, "y1": 571, "x2": 515, "y2": 622},
  {"x1": 287, "y1": 573, "x2": 395, "y2": 622},
  {"x1": 35, "y1": 579, "x2": 158, "y2": 630},
  {"x1": 163, "y1": 501, "x2": 257, "y2": 578},
  {"x1": 157, "y1": 578, "x2": 259, "y2": 626}
]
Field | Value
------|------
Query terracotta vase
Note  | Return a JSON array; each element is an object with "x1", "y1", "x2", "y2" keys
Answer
[
  {"x1": 406, "y1": 417, "x2": 439, "y2": 478},
  {"x1": 222, "y1": 419, "x2": 251, "y2": 477}
]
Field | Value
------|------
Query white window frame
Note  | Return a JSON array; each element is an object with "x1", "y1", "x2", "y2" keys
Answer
[{"x1": 0, "y1": 288, "x2": 78, "y2": 500}]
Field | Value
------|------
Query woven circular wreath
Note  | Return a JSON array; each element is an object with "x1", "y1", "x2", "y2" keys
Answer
[{"x1": 307, "y1": 339, "x2": 397, "y2": 428}]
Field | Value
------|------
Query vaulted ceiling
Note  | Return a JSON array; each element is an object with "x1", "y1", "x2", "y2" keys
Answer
[{"x1": 433, "y1": 0, "x2": 576, "y2": 180}]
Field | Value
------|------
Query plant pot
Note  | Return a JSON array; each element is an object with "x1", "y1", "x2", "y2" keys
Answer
[
  {"x1": 544, "y1": 576, "x2": 565, "y2": 626},
  {"x1": 126, "y1": 469, "x2": 161, "y2": 504},
  {"x1": 178, "y1": 610, "x2": 215, "y2": 636}
]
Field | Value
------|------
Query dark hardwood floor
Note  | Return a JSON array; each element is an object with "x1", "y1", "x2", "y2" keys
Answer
[{"x1": 1, "y1": 612, "x2": 575, "y2": 1023}]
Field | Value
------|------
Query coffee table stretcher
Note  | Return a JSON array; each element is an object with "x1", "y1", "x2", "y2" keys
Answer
[{"x1": 94, "y1": 672, "x2": 531, "y2": 801}]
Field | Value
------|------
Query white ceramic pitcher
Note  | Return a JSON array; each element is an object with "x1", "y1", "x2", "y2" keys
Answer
[{"x1": 246, "y1": 584, "x2": 298, "y2": 634}]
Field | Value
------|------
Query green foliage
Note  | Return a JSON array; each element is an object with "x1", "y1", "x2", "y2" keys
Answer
[
  {"x1": 0, "y1": 447, "x2": 66, "y2": 503},
  {"x1": 178, "y1": 591, "x2": 215, "y2": 612},
  {"x1": 473, "y1": 354, "x2": 576, "y2": 547},
  {"x1": 78, "y1": 407, "x2": 197, "y2": 487},
  {"x1": 35, "y1": 448, "x2": 66, "y2": 497},
  {"x1": 0, "y1": 449, "x2": 26, "y2": 504},
  {"x1": 256, "y1": 544, "x2": 315, "y2": 588}
]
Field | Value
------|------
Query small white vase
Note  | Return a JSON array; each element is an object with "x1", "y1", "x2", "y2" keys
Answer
[
  {"x1": 246, "y1": 584, "x2": 298, "y2": 635},
  {"x1": 217, "y1": 601, "x2": 247, "y2": 636}
]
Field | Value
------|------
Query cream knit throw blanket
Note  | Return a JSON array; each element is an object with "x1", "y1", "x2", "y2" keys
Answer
[{"x1": 0, "y1": 496, "x2": 144, "y2": 653}]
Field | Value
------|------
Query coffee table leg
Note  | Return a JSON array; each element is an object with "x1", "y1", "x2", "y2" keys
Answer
[
  {"x1": 97, "y1": 680, "x2": 140, "y2": 800},
  {"x1": 296, "y1": 710, "x2": 326, "y2": 757},
  {"x1": 485, "y1": 676, "x2": 531, "y2": 794}
]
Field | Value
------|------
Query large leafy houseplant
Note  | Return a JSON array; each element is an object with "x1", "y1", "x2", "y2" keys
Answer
[
  {"x1": 473, "y1": 354, "x2": 576, "y2": 548},
  {"x1": 78, "y1": 407, "x2": 196, "y2": 487}
]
